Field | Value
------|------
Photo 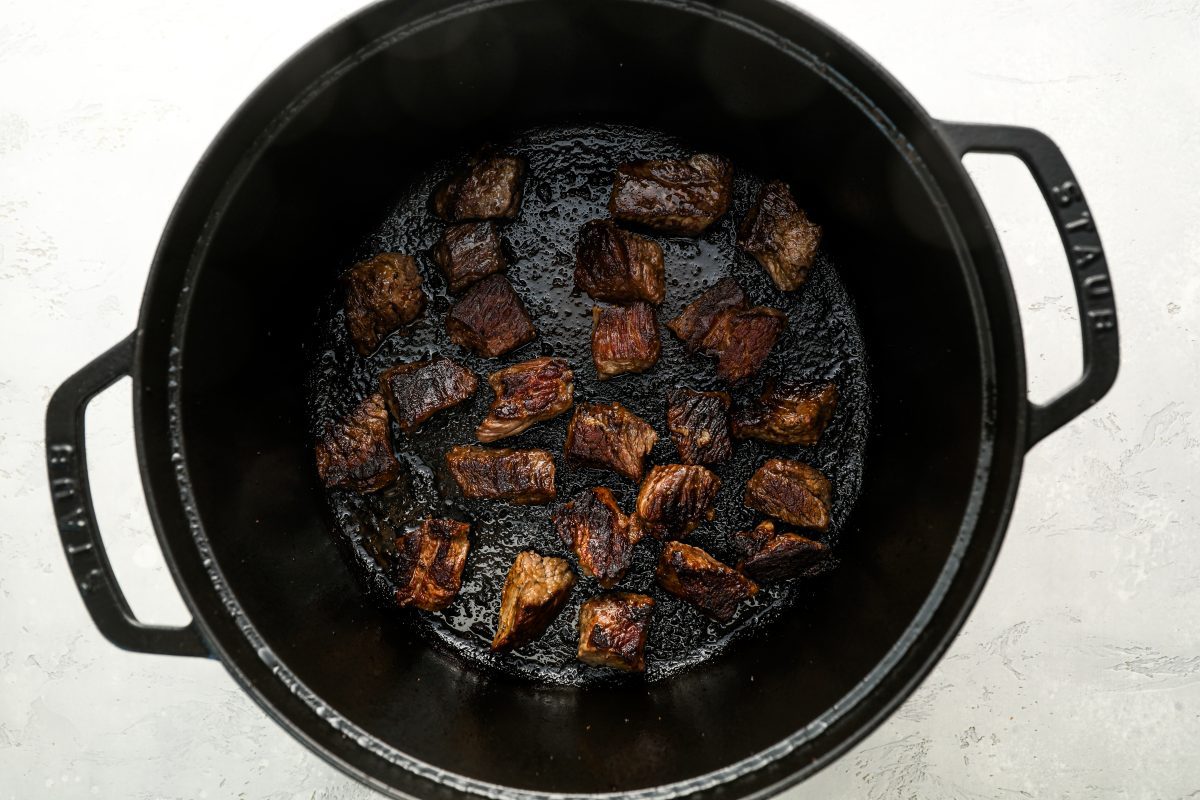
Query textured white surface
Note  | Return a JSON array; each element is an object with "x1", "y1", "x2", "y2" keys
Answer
[{"x1": 2, "y1": 0, "x2": 1198, "y2": 797}]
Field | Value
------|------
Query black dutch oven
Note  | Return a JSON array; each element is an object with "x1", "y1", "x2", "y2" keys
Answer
[{"x1": 45, "y1": 0, "x2": 1119, "y2": 797}]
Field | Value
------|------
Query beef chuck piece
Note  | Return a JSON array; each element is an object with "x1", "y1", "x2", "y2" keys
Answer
[
  {"x1": 394, "y1": 519, "x2": 471, "y2": 612},
  {"x1": 315, "y1": 393, "x2": 400, "y2": 492},
  {"x1": 445, "y1": 445, "x2": 556, "y2": 505},
  {"x1": 609, "y1": 154, "x2": 734, "y2": 236},
  {"x1": 445, "y1": 274, "x2": 537, "y2": 357},
  {"x1": 553, "y1": 487, "x2": 643, "y2": 589},
  {"x1": 432, "y1": 153, "x2": 525, "y2": 221},
  {"x1": 476, "y1": 357, "x2": 574, "y2": 442},
  {"x1": 564, "y1": 402, "x2": 658, "y2": 482},
  {"x1": 633, "y1": 464, "x2": 721, "y2": 540},
  {"x1": 492, "y1": 551, "x2": 575, "y2": 651},
  {"x1": 744, "y1": 458, "x2": 832, "y2": 532},
  {"x1": 700, "y1": 306, "x2": 787, "y2": 383},
  {"x1": 431, "y1": 222, "x2": 507, "y2": 293},
  {"x1": 738, "y1": 180, "x2": 823, "y2": 291},
  {"x1": 341, "y1": 253, "x2": 426, "y2": 356},
  {"x1": 733, "y1": 521, "x2": 833, "y2": 584},
  {"x1": 573, "y1": 220, "x2": 665, "y2": 305},
  {"x1": 732, "y1": 380, "x2": 838, "y2": 446},
  {"x1": 380, "y1": 356, "x2": 478, "y2": 433},
  {"x1": 656, "y1": 541, "x2": 758, "y2": 622},
  {"x1": 591, "y1": 302, "x2": 661, "y2": 378},
  {"x1": 667, "y1": 388, "x2": 732, "y2": 465},
  {"x1": 577, "y1": 593, "x2": 655, "y2": 671},
  {"x1": 666, "y1": 278, "x2": 748, "y2": 353}
]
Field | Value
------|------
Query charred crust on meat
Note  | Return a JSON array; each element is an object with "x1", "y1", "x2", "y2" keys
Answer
[
  {"x1": 476, "y1": 357, "x2": 574, "y2": 442},
  {"x1": 445, "y1": 274, "x2": 537, "y2": 358},
  {"x1": 655, "y1": 541, "x2": 758, "y2": 623},
  {"x1": 393, "y1": 518, "x2": 471, "y2": 612},
  {"x1": 666, "y1": 278, "x2": 748, "y2": 353},
  {"x1": 667, "y1": 388, "x2": 732, "y2": 465},
  {"x1": 564, "y1": 402, "x2": 658, "y2": 482},
  {"x1": 340, "y1": 253, "x2": 426, "y2": 356},
  {"x1": 633, "y1": 464, "x2": 721, "y2": 540},
  {"x1": 379, "y1": 356, "x2": 478, "y2": 433},
  {"x1": 492, "y1": 551, "x2": 575, "y2": 651},
  {"x1": 591, "y1": 302, "x2": 661, "y2": 379},
  {"x1": 553, "y1": 487, "x2": 643, "y2": 588},
  {"x1": 445, "y1": 445, "x2": 557, "y2": 505},
  {"x1": 700, "y1": 306, "x2": 787, "y2": 383},
  {"x1": 732, "y1": 380, "x2": 838, "y2": 446},
  {"x1": 577, "y1": 592, "x2": 655, "y2": 671},
  {"x1": 315, "y1": 392, "x2": 400, "y2": 493},
  {"x1": 574, "y1": 220, "x2": 665, "y2": 305},
  {"x1": 432, "y1": 153, "x2": 526, "y2": 222},
  {"x1": 744, "y1": 458, "x2": 832, "y2": 532},
  {"x1": 608, "y1": 154, "x2": 734, "y2": 236},
  {"x1": 733, "y1": 520, "x2": 834, "y2": 584},
  {"x1": 431, "y1": 222, "x2": 508, "y2": 293},
  {"x1": 737, "y1": 180, "x2": 823, "y2": 291}
]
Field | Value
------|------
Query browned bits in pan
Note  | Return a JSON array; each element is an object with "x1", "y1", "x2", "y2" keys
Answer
[
  {"x1": 655, "y1": 541, "x2": 757, "y2": 623},
  {"x1": 553, "y1": 487, "x2": 643, "y2": 589},
  {"x1": 492, "y1": 551, "x2": 575, "y2": 652},
  {"x1": 738, "y1": 180, "x2": 823, "y2": 291},
  {"x1": 733, "y1": 521, "x2": 833, "y2": 584},
  {"x1": 700, "y1": 305, "x2": 787, "y2": 383},
  {"x1": 393, "y1": 519, "x2": 471, "y2": 612},
  {"x1": 633, "y1": 464, "x2": 721, "y2": 540},
  {"x1": 315, "y1": 392, "x2": 400, "y2": 493},
  {"x1": 609, "y1": 153, "x2": 733, "y2": 236},
  {"x1": 476, "y1": 357, "x2": 574, "y2": 442},
  {"x1": 666, "y1": 388, "x2": 732, "y2": 465},
  {"x1": 341, "y1": 253, "x2": 426, "y2": 356},
  {"x1": 564, "y1": 402, "x2": 658, "y2": 482},
  {"x1": 732, "y1": 380, "x2": 838, "y2": 446},
  {"x1": 591, "y1": 302, "x2": 661, "y2": 379},
  {"x1": 577, "y1": 592, "x2": 655, "y2": 671},
  {"x1": 432, "y1": 153, "x2": 526, "y2": 222},
  {"x1": 445, "y1": 445, "x2": 557, "y2": 505},
  {"x1": 445, "y1": 274, "x2": 536, "y2": 358},
  {"x1": 431, "y1": 222, "x2": 508, "y2": 293},
  {"x1": 744, "y1": 458, "x2": 832, "y2": 532},
  {"x1": 574, "y1": 219, "x2": 665, "y2": 305},
  {"x1": 379, "y1": 356, "x2": 478, "y2": 433}
]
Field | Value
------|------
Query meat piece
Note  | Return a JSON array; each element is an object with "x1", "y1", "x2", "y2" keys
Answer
[
  {"x1": 553, "y1": 488, "x2": 643, "y2": 588},
  {"x1": 738, "y1": 180, "x2": 823, "y2": 291},
  {"x1": 315, "y1": 393, "x2": 400, "y2": 492},
  {"x1": 379, "y1": 356, "x2": 478, "y2": 433},
  {"x1": 732, "y1": 521, "x2": 833, "y2": 584},
  {"x1": 732, "y1": 380, "x2": 838, "y2": 446},
  {"x1": 393, "y1": 519, "x2": 471, "y2": 612},
  {"x1": 609, "y1": 154, "x2": 734, "y2": 236},
  {"x1": 445, "y1": 445, "x2": 556, "y2": 505},
  {"x1": 744, "y1": 458, "x2": 832, "y2": 532},
  {"x1": 492, "y1": 551, "x2": 575, "y2": 651},
  {"x1": 573, "y1": 220, "x2": 665, "y2": 305},
  {"x1": 341, "y1": 253, "x2": 426, "y2": 356},
  {"x1": 656, "y1": 541, "x2": 757, "y2": 623},
  {"x1": 633, "y1": 464, "x2": 721, "y2": 540},
  {"x1": 476, "y1": 357, "x2": 574, "y2": 442},
  {"x1": 445, "y1": 274, "x2": 537, "y2": 358},
  {"x1": 564, "y1": 402, "x2": 658, "y2": 482},
  {"x1": 431, "y1": 222, "x2": 507, "y2": 293},
  {"x1": 700, "y1": 306, "x2": 786, "y2": 383},
  {"x1": 577, "y1": 593, "x2": 655, "y2": 671},
  {"x1": 591, "y1": 302, "x2": 661, "y2": 378},
  {"x1": 666, "y1": 278, "x2": 748, "y2": 353},
  {"x1": 432, "y1": 153, "x2": 525, "y2": 222},
  {"x1": 666, "y1": 388, "x2": 732, "y2": 465}
]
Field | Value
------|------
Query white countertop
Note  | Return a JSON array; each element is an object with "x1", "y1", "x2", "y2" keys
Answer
[{"x1": 2, "y1": 1, "x2": 1198, "y2": 797}]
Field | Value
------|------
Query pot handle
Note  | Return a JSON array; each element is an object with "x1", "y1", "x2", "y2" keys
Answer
[
  {"x1": 45, "y1": 333, "x2": 209, "y2": 657},
  {"x1": 940, "y1": 122, "x2": 1119, "y2": 449}
]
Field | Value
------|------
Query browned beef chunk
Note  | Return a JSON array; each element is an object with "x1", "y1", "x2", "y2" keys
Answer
[
  {"x1": 476, "y1": 357, "x2": 574, "y2": 442},
  {"x1": 394, "y1": 518, "x2": 471, "y2": 612},
  {"x1": 591, "y1": 302, "x2": 661, "y2": 378},
  {"x1": 666, "y1": 278, "x2": 748, "y2": 353},
  {"x1": 732, "y1": 521, "x2": 833, "y2": 584},
  {"x1": 315, "y1": 393, "x2": 400, "y2": 492},
  {"x1": 564, "y1": 402, "x2": 658, "y2": 482},
  {"x1": 553, "y1": 487, "x2": 643, "y2": 588},
  {"x1": 737, "y1": 180, "x2": 823, "y2": 291},
  {"x1": 633, "y1": 464, "x2": 721, "y2": 540},
  {"x1": 609, "y1": 154, "x2": 734, "y2": 236},
  {"x1": 492, "y1": 551, "x2": 575, "y2": 651},
  {"x1": 667, "y1": 388, "x2": 732, "y2": 465},
  {"x1": 655, "y1": 541, "x2": 757, "y2": 623},
  {"x1": 341, "y1": 253, "x2": 426, "y2": 356},
  {"x1": 732, "y1": 380, "x2": 838, "y2": 446},
  {"x1": 432, "y1": 153, "x2": 525, "y2": 221},
  {"x1": 445, "y1": 274, "x2": 536, "y2": 358},
  {"x1": 573, "y1": 220, "x2": 665, "y2": 305},
  {"x1": 445, "y1": 445, "x2": 556, "y2": 505},
  {"x1": 379, "y1": 356, "x2": 478, "y2": 433},
  {"x1": 700, "y1": 306, "x2": 786, "y2": 383},
  {"x1": 744, "y1": 458, "x2": 832, "y2": 532},
  {"x1": 431, "y1": 222, "x2": 507, "y2": 293},
  {"x1": 577, "y1": 593, "x2": 655, "y2": 671}
]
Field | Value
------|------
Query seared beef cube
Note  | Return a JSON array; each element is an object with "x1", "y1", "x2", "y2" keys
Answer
[
  {"x1": 432, "y1": 153, "x2": 525, "y2": 221},
  {"x1": 666, "y1": 388, "x2": 732, "y2": 465},
  {"x1": 609, "y1": 154, "x2": 734, "y2": 236},
  {"x1": 591, "y1": 302, "x2": 661, "y2": 378},
  {"x1": 574, "y1": 220, "x2": 665, "y2": 305},
  {"x1": 656, "y1": 541, "x2": 757, "y2": 623},
  {"x1": 733, "y1": 521, "x2": 832, "y2": 584},
  {"x1": 341, "y1": 253, "x2": 426, "y2": 356},
  {"x1": 577, "y1": 593, "x2": 655, "y2": 671},
  {"x1": 445, "y1": 445, "x2": 557, "y2": 505},
  {"x1": 744, "y1": 458, "x2": 832, "y2": 532},
  {"x1": 700, "y1": 306, "x2": 786, "y2": 383},
  {"x1": 633, "y1": 464, "x2": 721, "y2": 540},
  {"x1": 446, "y1": 274, "x2": 537, "y2": 358},
  {"x1": 431, "y1": 222, "x2": 507, "y2": 293},
  {"x1": 732, "y1": 380, "x2": 838, "y2": 446},
  {"x1": 553, "y1": 487, "x2": 643, "y2": 588},
  {"x1": 738, "y1": 180, "x2": 823, "y2": 291},
  {"x1": 564, "y1": 402, "x2": 658, "y2": 482},
  {"x1": 666, "y1": 278, "x2": 748, "y2": 353},
  {"x1": 394, "y1": 518, "x2": 471, "y2": 612},
  {"x1": 492, "y1": 551, "x2": 575, "y2": 651},
  {"x1": 315, "y1": 393, "x2": 400, "y2": 492},
  {"x1": 476, "y1": 357, "x2": 575, "y2": 442},
  {"x1": 380, "y1": 356, "x2": 478, "y2": 433}
]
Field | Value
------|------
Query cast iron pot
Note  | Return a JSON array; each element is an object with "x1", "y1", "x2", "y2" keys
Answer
[{"x1": 45, "y1": 0, "x2": 1119, "y2": 797}]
